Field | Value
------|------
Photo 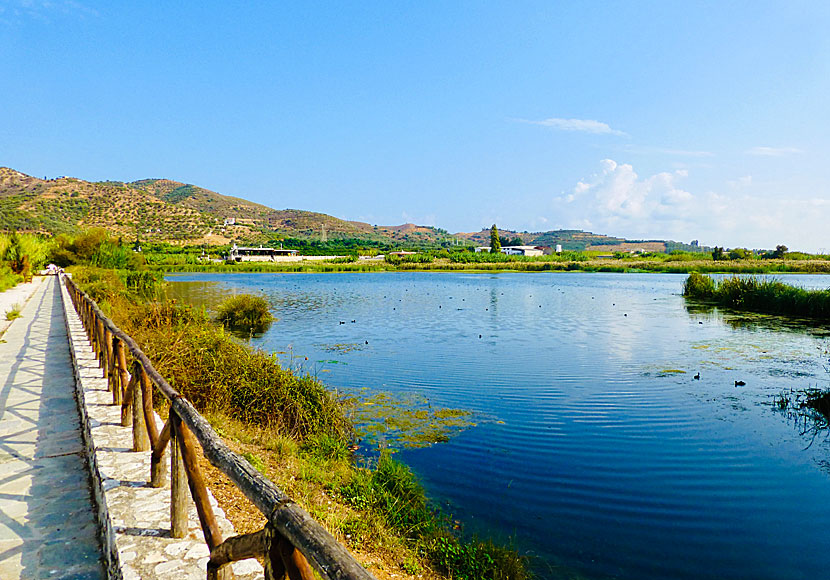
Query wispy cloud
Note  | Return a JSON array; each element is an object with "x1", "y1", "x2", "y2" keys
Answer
[
  {"x1": 0, "y1": 0, "x2": 98, "y2": 24},
  {"x1": 747, "y1": 146, "x2": 803, "y2": 157},
  {"x1": 517, "y1": 117, "x2": 627, "y2": 136}
]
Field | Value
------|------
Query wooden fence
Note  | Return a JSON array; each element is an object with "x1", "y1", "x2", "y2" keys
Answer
[{"x1": 63, "y1": 275, "x2": 377, "y2": 580}]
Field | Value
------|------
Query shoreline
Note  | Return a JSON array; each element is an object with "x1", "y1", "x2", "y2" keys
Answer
[{"x1": 152, "y1": 258, "x2": 830, "y2": 276}]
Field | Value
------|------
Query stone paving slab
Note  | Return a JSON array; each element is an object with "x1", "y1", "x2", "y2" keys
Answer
[
  {"x1": 59, "y1": 277, "x2": 264, "y2": 580},
  {"x1": 0, "y1": 276, "x2": 105, "y2": 579},
  {"x1": 0, "y1": 277, "x2": 43, "y2": 338}
]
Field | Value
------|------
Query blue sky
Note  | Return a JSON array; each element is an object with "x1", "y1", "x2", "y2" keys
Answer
[{"x1": 1, "y1": 1, "x2": 828, "y2": 251}]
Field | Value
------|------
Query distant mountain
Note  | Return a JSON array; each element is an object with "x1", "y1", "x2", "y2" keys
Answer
[
  {"x1": 456, "y1": 227, "x2": 674, "y2": 252},
  {"x1": 0, "y1": 167, "x2": 701, "y2": 252},
  {"x1": 0, "y1": 168, "x2": 451, "y2": 245}
]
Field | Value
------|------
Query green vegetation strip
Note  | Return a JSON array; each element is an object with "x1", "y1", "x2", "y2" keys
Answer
[{"x1": 683, "y1": 272, "x2": 830, "y2": 319}]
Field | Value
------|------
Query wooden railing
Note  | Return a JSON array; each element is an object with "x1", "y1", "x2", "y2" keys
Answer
[{"x1": 62, "y1": 275, "x2": 376, "y2": 580}]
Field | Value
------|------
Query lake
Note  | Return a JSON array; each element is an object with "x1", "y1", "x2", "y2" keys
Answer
[{"x1": 166, "y1": 272, "x2": 830, "y2": 579}]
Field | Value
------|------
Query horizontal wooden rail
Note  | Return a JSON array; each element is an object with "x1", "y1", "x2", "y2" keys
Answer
[{"x1": 62, "y1": 274, "x2": 376, "y2": 580}]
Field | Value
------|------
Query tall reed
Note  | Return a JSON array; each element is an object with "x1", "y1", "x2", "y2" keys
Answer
[{"x1": 683, "y1": 273, "x2": 830, "y2": 319}]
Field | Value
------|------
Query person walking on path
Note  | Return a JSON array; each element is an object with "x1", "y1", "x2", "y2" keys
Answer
[{"x1": 0, "y1": 275, "x2": 105, "y2": 579}]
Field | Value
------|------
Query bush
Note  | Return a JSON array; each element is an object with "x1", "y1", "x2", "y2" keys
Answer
[{"x1": 215, "y1": 294, "x2": 274, "y2": 334}]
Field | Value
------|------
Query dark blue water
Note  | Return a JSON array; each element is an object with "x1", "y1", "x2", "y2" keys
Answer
[{"x1": 167, "y1": 272, "x2": 830, "y2": 579}]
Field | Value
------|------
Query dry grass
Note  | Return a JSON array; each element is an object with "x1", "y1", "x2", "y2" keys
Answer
[{"x1": 200, "y1": 412, "x2": 440, "y2": 580}]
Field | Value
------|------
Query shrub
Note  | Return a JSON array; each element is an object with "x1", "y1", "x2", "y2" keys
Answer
[{"x1": 215, "y1": 294, "x2": 274, "y2": 334}]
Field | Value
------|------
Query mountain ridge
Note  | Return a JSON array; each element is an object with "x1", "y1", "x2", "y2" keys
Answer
[{"x1": 0, "y1": 167, "x2": 692, "y2": 251}]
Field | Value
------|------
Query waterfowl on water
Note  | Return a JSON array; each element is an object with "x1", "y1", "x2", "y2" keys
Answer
[
  {"x1": 735, "y1": 380, "x2": 746, "y2": 386},
  {"x1": 694, "y1": 373, "x2": 700, "y2": 380}
]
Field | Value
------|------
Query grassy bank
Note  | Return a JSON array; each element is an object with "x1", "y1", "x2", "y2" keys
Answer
[
  {"x1": 71, "y1": 266, "x2": 529, "y2": 580},
  {"x1": 154, "y1": 256, "x2": 830, "y2": 275},
  {"x1": 683, "y1": 272, "x2": 830, "y2": 319}
]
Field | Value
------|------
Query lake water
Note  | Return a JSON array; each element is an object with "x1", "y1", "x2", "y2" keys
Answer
[{"x1": 166, "y1": 272, "x2": 830, "y2": 580}]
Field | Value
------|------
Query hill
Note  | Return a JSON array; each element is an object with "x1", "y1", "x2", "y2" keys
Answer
[
  {"x1": 0, "y1": 168, "x2": 453, "y2": 246},
  {"x1": 0, "y1": 167, "x2": 703, "y2": 253},
  {"x1": 455, "y1": 227, "x2": 673, "y2": 252}
]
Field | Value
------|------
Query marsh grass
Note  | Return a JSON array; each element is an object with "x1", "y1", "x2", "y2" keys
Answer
[
  {"x1": 215, "y1": 294, "x2": 274, "y2": 335},
  {"x1": 684, "y1": 273, "x2": 830, "y2": 319}
]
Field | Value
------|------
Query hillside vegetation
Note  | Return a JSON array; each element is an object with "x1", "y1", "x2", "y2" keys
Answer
[
  {"x1": 0, "y1": 168, "x2": 455, "y2": 246},
  {"x1": 2, "y1": 166, "x2": 705, "y2": 254}
]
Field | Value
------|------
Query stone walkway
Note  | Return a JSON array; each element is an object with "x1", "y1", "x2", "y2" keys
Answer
[
  {"x1": 0, "y1": 277, "x2": 43, "y2": 338},
  {"x1": 59, "y1": 277, "x2": 264, "y2": 580},
  {"x1": 0, "y1": 275, "x2": 106, "y2": 579}
]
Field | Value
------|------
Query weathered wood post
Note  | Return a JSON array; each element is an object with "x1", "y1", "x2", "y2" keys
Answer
[
  {"x1": 172, "y1": 414, "x2": 226, "y2": 564},
  {"x1": 105, "y1": 328, "x2": 115, "y2": 389},
  {"x1": 121, "y1": 376, "x2": 135, "y2": 426},
  {"x1": 98, "y1": 319, "x2": 107, "y2": 373},
  {"x1": 111, "y1": 337, "x2": 123, "y2": 406},
  {"x1": 93, "y1": 316, "x2": 103, "y2": 365},
  {"x1": 265, "y1": 525, "x2": 314, "y2": 580},
  {"x1": 140, "y1": 367, "x2": 160, "y2": 444},
  {"x1": 170, "y1": 413, "x2": 188, "y2": 538},
  {"x1": 131, "y1": 365, "x2": 150, "y2": 452},
  {"x1": 151, "y1": 417, "x2": 170, "y2": 488}
]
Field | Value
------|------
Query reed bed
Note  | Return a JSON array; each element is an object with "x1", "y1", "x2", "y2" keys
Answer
[{"x1": 683, "y1": 272, "x2": 830, "y2": 319}]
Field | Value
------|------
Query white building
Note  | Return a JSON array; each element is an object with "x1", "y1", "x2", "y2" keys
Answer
[
  {"x1": 228, "y1": 244, "x2": 298, "y2": 261},
  {"x1": 474, "y1": 245, "x2": 544, "y2": 256}
]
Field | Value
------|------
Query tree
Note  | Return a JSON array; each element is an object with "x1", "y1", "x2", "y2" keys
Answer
[
  {"x1": 728, "y1": 247, "x2": 751, "y2": 260},
  {"x1": 490, "y1": 224, "x2": 501, "y2": 254},
  {"x1": 773, "y1": 244, "x2": 788, "y2": 259},
  {"x1": 712, "y1": 246, "x2": 725, "y2": 261}
]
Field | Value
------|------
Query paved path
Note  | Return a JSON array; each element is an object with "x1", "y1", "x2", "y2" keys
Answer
[
  {"x1": 0, "y1": 277, "x2": 43, "y2": 338},
  {"x1": 59, "y1": 277, "x2": 263, "y2": 579},
  {"x1": 0, "y1": 276, "x2": 105, "y2": 579}
]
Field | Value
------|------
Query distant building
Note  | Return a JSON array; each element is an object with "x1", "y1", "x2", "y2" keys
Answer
[
  {"x1": 227, "y1": 244, "x2": 298, "y2": 261},
  {"x1": 388, "y1": 251, "x2": 417, "y2": 257},
  {"x1": 474, "y1": 245, "x2": 544, "y2": 256},
  {"x1": 224, "y1": 218, "x2": 236, "y2": 226},
  {"x1": 501, "y1": 245, "x2": 544, "y2": 256}
]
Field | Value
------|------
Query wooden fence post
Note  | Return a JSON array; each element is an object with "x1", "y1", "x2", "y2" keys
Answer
[
  {"x1": 97, "y1": 319, "x2": 106, "y2": 374},
  {"x1": 111, "y1": 337, "x2": 123, "y2": 406},
  {"x1": 170, "y1": 413, "x2": 188, "y2": 538},
  {"x1": 265, "y1": 525, "x2": 314, "y2": 580},
  {"x1": 151, "y1": 417, "x2": 170, "y2": 488},
  {"x1": 105, "y1": 328, "x2": 114, "y2": 388},
  {"x1": 140, "y1": 367, "x2": 160, "y2": 445},
  {"x1": 132, "y1": 366, "x2": 150, "y2": 452},
  {"x1": 172, "y1": 414, "x2": 226, "y2": 553}
]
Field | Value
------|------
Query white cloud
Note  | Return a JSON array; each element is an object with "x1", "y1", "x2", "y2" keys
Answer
[
  {"x1": 747, "y1": 146, "x2": 803, "y2": 157},
  {"x1": 518, "y1": 117, "x2": 626, "y2": 136},
  {"x1": 566, "y1": 159, "x2": 693, "y2": 226},
  {"x1": 727, "y1": 175, "x2": 753, "y2": 189},
  {"x1": 554, "y1": 159, "x2": 827, "y2": 251}
]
